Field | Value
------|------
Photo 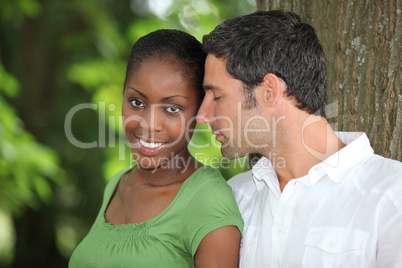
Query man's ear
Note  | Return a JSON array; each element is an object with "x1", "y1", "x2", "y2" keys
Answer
[{"x1": 258, "y1": 73, "x2": 283, "y2": 107}]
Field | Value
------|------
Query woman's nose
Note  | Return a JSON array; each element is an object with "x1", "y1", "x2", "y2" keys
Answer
[{"x1": 140, "y1": 105, "x2": 163, "y2": 133}]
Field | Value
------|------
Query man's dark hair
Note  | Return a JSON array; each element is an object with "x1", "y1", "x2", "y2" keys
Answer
[
  {"x1": 124, "y1": 29, "x2": 206, "y2": 104},
  {"x1": 203, "y1": 10, "x2": 327, "y2": 117}
]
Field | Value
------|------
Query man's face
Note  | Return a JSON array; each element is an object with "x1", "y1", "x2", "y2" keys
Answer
[{"x1": 197, "y1": 55, "x2": 270, "y2": 159}]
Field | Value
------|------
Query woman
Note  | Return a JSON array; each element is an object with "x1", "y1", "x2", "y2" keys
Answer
[{"x1": 69, "y1": 29, "x2": 243, "y2": 267}]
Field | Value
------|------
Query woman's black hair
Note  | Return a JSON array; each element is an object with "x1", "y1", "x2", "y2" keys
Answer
[{"x1": 124, "y1": 29, "x2": 206, "y2": 105}]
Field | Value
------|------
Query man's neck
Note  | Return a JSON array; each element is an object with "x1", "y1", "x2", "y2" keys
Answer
[{"x1": 262, "y1": 112, "x2": 345, "y2": 192}]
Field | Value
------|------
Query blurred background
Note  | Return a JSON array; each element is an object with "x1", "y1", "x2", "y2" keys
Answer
[
  {"x1": 1, "y1": 0, "x2": 401, "y2": 267},
  {"x1": 0, "y1": 0, "x2": 255, "y2": 267}
]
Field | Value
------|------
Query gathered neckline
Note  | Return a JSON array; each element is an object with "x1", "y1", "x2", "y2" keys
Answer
[{"x1": 101, "y1": 166, "x2": 204, "y2": 229}]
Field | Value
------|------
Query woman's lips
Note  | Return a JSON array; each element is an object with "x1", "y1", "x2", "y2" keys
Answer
[{"x1": 136, "y1": 138, "x2": 167, "y2": 156}]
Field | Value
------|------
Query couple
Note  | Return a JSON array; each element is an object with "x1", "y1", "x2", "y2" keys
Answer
[{"x1": 70, "y1": 10, "x2": 402, "y2": 267}]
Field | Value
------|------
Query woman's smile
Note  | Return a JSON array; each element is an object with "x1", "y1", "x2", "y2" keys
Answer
[
  {"x1": 122, "y1": 55, "x2": 199, "y2": 170},
  {"x1": 137, "y1": 138, "x2": 167, "y2": 156}
]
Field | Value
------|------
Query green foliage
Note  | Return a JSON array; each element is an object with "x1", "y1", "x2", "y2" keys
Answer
[
  {"x1": 0, "y1": 66, "x2": 60, "y2": 216},
  {"x1": 0, "y1": 0, "x2": 42, "y2": 20},
  {"x1": 0, "y1": 0, "x2": 256, "y2": 266},
  {"x1": 64, "y1": 0, "x2": 255, "y2": 179}
]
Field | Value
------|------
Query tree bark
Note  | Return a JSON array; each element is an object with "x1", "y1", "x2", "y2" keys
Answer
[{"x1": 256, "y1": 0, "x2": 401, "y2": 161}]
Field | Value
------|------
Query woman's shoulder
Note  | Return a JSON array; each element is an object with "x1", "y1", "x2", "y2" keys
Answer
[
  {"x1": 181, "y1": 166, "x2": 243, "y2": 254},
  {"x1": 103, "y1": 167, "x2": 132, "y2": 196},
  {"x1": 183, "y1": 165, "x2": 233, "y2": 199},
  {"x1": 187, "y1": 165, "x2": 227, "y2": 186}
]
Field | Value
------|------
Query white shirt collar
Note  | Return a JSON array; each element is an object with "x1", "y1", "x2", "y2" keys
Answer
[
  {"x1": 251, "y1": 132, "x2": 374, "y2": 191},
  {"x1": 318, "y1": 132, "x2": 373, "y2": 183},
  {"x1": 252, "y1": 157, "x2": 281, "y2": 198}
]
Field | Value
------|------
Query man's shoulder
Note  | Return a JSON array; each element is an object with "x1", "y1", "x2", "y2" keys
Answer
[
  {"x1": 362, "y1": 154, "x2": 401, "y2": 178},
  {"x1": 228, "y1": 169, "x2": 253, "y2": 187},
  {"x1": 227, "y1": 169, "x2": 257, "y2": 198},
  {"x1": 354, "y1": 154, "x2": 402, "y2": 192}
]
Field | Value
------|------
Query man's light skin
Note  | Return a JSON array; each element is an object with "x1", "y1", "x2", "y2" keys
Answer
[
  {"x1": 196, "y1": 54, "x2": 269, "y2": 160},
  {"x1": 197, "y1": 55, "x2": 346, "y2": 191}
]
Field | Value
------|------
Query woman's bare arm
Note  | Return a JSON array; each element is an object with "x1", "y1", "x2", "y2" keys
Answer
[{"x1": 194, "y1": 225, "x2": 241, "y2": 268}]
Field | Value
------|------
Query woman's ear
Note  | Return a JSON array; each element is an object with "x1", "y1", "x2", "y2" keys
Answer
[{"x1": 259, "y1": 73, "x2": 283, "y2": 107}]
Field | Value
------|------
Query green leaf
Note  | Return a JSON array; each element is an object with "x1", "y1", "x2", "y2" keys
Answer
[{"x1": 0, "y1": 65, "x2": 20, "y2": 97}]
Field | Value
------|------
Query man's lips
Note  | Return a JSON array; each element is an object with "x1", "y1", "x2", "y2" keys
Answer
[
  {"x1": 212, "y1": 131, "x2": 224, "y2": 142},
  {"x1": 216, "y1": 134, "x2": 224, "y2": 142}
]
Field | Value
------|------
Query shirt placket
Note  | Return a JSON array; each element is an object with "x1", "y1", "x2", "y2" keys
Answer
[{"x1": 270, "y1": 180, "x2": 298, "y2": 267}]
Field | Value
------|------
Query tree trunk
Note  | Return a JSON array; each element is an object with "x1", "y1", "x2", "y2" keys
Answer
[{"x1": 256, "y1": 0, "x2": 401, "y2": 161}]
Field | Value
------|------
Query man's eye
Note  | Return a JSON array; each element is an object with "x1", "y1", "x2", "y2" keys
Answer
[
  {"x1": 131, "y1": 99, "x2": 145, "y2": 107},
  {"x1": 213, "y1": 96, "x2": 221, "y2": 100},
  {"x1": 165, "y1": 105, "x2": 181, "y2": 114}
]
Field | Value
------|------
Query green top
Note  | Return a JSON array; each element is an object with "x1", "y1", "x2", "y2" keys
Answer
[{"x1": 69, "y1": 165, "x2": 243, "y2": 268}]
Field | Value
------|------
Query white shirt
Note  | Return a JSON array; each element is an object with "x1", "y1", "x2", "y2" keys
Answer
[{"x1": 228, "y1": 132, "x2": 402, "y2": 268}]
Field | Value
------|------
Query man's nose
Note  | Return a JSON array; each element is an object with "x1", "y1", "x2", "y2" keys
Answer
[{"x1": 196, "y1": 96, "x2": 215, "y2": 126}]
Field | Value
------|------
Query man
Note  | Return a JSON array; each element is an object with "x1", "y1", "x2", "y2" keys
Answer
[{"x1": 196, "y1": 10, "x2": 402, "y2": 267}]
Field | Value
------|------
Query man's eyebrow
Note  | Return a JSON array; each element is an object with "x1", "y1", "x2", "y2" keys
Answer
[
  {"x1": 128, "y1": 87, "x2": 147, "y2": 99},
  {"x1": 203, "y1": 84, "x2": 222, "y2": 91}
]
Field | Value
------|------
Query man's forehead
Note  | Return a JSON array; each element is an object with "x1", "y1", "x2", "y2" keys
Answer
[
  {"x1": 202, "y1": 84, "x2": 222, "y2": 91},
  {"x1": 204, "y1": 56, "x2": 233, "y2": 79}
]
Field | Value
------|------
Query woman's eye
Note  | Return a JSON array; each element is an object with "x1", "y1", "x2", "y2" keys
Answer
[
  {"x1": 131, "y1": 99, "x2": 145, "y2": 108},
  {"x1": 165, "y1": 105, "x2": 181, "y2": 114},
  {"x1": 213, "y1": 96, "x2": 221, "y2": 101}
]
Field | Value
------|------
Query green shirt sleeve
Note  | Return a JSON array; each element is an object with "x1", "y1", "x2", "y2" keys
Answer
[{"x1": 182, "y1": 168, "x2": 244, "y2": 257}]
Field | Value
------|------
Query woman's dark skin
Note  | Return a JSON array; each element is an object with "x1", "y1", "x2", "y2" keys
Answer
[{"x1": 105, "y1": 55, "x2": 241, "y2": 268}]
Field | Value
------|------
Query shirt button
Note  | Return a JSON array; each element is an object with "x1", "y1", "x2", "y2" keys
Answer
[
  {"x1": 327, "y1": 240, "x2": 336, "y2": 248},
  {"x1": 276, "y1": 229, "x2": 282, "y2": 234}
]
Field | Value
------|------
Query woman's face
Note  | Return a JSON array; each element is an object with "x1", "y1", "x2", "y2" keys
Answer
[{"x1": 122, "y1": 56, "x2": 199, "y2": 170}]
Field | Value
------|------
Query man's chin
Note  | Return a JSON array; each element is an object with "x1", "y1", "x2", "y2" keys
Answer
[{"x1": 220, "y1": 147, "x2": 248, "y2": 160}]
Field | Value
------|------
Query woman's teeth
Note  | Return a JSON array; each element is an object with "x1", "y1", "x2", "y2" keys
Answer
[{"x1": 139, "y1": 139, "x2": 164, "y2": 148}]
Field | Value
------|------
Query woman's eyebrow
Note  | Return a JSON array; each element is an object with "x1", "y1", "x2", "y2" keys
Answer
[
  {"x1": 162, "y1": 95, "x2": 188, "y2": 101},
  {"x1": 128, "y1": 87, "x2": 147, "y2": 99},
  {"x1": 128, "y1": 87, "x2": 187, "y2": 101}
]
